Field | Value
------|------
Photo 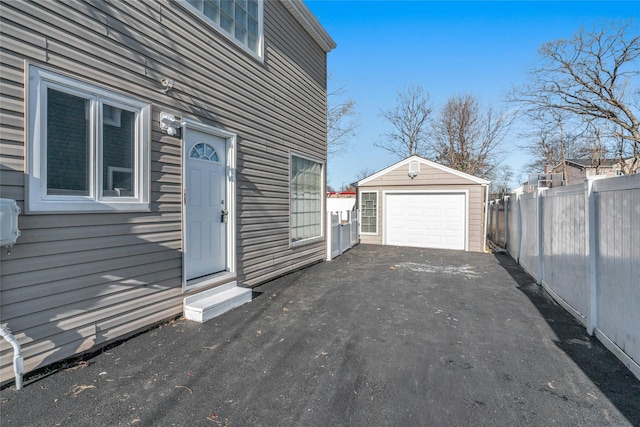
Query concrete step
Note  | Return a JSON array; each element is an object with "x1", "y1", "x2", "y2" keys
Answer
[{"x1": 183, "y1": 282, "x2": 252, "y2": 323}]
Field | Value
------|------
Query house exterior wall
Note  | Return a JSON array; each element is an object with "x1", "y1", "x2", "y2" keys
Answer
[
  {"x1": 358, "y1": 163, "x2": 486, "y2": 252},
  {"x1": 326, "y1": 196, "x2": 356, "y2": 214},
  {"x1": 556, "y1": 165, "x2": 585, "y2": 185},
  {"x1": 0, "y1": 0, "x2": 329, "y2": 383},
  {"x1": 556, "y1": 163, "x2": 620, "y2": 185}
]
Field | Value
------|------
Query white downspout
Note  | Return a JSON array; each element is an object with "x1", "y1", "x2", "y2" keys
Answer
[
  {"x1": 483, "y1": 184, "x2": 490, "y2": 253},
  {"x1": 0, "y1": 326, "x2": 23, "y2": 390}
]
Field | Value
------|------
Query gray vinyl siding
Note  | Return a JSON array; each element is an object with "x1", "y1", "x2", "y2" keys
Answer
[
  {"x1": 0, "y1": 0, "x2": 328, "y2": 383},
  {"x1": 358, "y1": 164, "x2": 486, "y2": 252}
]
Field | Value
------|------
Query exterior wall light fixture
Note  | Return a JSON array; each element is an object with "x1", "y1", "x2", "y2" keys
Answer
[
  {"x1": 161, "y1": 78, "x2": 174, "y2": 94},
  {"x1": 160, "y1": 112, "x2": 182, "y2": 136},
  {"x1": 408, "y1": 161, "x2": 420, "y2": 179}
]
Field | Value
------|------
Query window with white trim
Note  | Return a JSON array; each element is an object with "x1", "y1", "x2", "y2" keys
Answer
[
  {"x1": 360, "y1": 192, "x2": 378, "y2": 234},
  {"x1": 290, "y1": 154, "x2": 323, "y2": 244},
  {"x1": 27, "y1": 66, "x2": 150, "y2": 213},
  {"x1": 182, "y1": 0, "x2": 262, "y2": 57}
]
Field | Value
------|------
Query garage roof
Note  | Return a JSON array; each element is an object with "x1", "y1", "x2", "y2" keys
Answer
[{"x1": 357, "y1": 155, "x2": 491, "y2": 186}]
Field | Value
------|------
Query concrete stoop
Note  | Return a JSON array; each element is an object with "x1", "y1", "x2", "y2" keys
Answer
[{"x1": 183, "y1": 282, "x2": 252, "y2": 323}]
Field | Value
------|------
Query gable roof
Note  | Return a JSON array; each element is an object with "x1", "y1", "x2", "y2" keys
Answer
[
  {"x1": 282, "y1": 0, "x2": 336, "y2": 53},
  {"x1": 357, "y1": 155, "x2": 491, "y2": 186},
  {"x1": 562, "y1": 158, "x2": 619, "y2": 169}
]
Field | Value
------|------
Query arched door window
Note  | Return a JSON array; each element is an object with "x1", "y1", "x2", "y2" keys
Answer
[{"x1": 190, "y1": 142, "x2": 219, "y2": 162}]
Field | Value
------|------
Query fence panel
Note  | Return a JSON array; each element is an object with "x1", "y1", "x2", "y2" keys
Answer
[
  {"x1": 487, "y1": 200, "x2": 507, "y2": 248},
  {"x1": 518, "y1": 192, "x2": 539, "y2": 279},
  {"x1": 329, "y1": 212, "x2": 340, "y2": 259},
  {"x1": 494, "y1": 174, "x2": 640, "y2": 379},
  {"x1": 496, "y1": 201, "x2": 506, "y2": 247},
  {"x1": 506, "y1": 196, "x2": 519, "y2": 259},
  {"x1": 487, "y1": 200, "x2": 498, "y2": 243},
  {"x1": 339, "y1": 222, "x2": 351, "y2": 254},
  {"x1": 593, "y1": 177, "x2": 640, "y2": 372},
  {"x1": 326, "y1": 210, "x2": 360, "y2": 261},
  {"x1": 541, "y1": 186, "x2": 589, "y2": 322},
  {"x1": 350, "y1": 210, "x2": 359, "y2": 246}
]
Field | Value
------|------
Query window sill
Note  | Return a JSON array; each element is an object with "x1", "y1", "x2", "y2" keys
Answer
[
  {"x1": 26, "y1": 200, "x2": 150, "y2": 214},
  {"x1": 290, "y1": 235, "x2": 324, "y2": 248}
]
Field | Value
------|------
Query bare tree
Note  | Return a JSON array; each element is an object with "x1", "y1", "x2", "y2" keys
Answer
[
  {"x1": 490, "y1": 165, "x2": 514, "y2": 196},
  {"x1": 376, "y1": 85, "x2": 432, "y2": 158},
  {"x1": 428, "y1": 93, "x2": 512, "y2": 180},
  {"x1": 612, "y1": 125, "x2": 640, "y2": 173},
  {"x1": 327, "y1": 84, "x2": 359, "y2": 156},
  {"x1": 519, "y1": 108, "x2": 587, "y2": 176},
  {"x1": 583, "y1": 122, "x2": 613, "y2": 173},
  {"x1": 511, "y1": 20, "x2": 640, "y2": 170},
  {"x1": 353, "y1": 167, "x2": 377, "y2": 182}
]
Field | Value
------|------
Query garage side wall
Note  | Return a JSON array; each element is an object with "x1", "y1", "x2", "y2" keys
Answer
[{"x1": 358, "y1": 165, "x2": 486, "y2": 252}]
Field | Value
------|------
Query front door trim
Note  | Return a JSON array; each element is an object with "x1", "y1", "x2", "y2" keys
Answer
[{"x1": 182, "y1": 119, "x2": 236, "y2": 292}]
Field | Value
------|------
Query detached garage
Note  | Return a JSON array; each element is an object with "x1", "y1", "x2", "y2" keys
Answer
[{"x1": 357, "y1": 156, "x2": 490, "y2": 252}]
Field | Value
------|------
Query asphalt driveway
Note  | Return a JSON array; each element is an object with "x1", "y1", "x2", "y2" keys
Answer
[{"x1": 1, "y1": 244, "x2": 639, "y2": 426}]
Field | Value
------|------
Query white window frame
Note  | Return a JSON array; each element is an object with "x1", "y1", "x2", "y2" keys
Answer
[
  {"x1": 359, "y1": 190, "x2": 379, "y2": 235},
  {"x1": 289, "y1": 152, "x2": 324, "y2": 247},
  {"x1": 179, "y1": 0, "x2": 264, "y2": 61},
  {"x1": 27, "y1": 65, "x2": 150, "y2": 213}
]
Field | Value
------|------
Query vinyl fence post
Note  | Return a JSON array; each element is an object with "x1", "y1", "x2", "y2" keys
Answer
[
  {"x1": 537, "y1": 188, "x2": 545, "y2": 285},
  {"x1": 495, "y1": 200, "x2": 500, "y2": 245},
  {"x1": 491, "y1": 201, "x2": 496, "y2": 240},
  {"x1": 586, "y1": 178, "x2": 598, "y2": 335},
  {"x1": 326, "y1": 211, "x2": 333, "y2": 261},
  {"x1": 516, "y1": 194, "x2": 522, "y2": 262},
  {"x1": 504, "y1": 196, "x2": 509, "y2": 250},
  {"x1": 337, "y1": 216, "x2": 343, "y2": 256}
]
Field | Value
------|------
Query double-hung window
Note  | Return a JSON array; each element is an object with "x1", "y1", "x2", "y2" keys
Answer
[
  {"x1": 27, "y1": 66, "x2": 150, "y2": 213},
  {"x1": 182, "y1": 0, "x2": 263, "y2": 58},
  {"x1": 360, "y1": 192, "x2": 378, "y2": 234},
  {"x1": 290, "y1": 154, "x2": 323, "y2": 245}
]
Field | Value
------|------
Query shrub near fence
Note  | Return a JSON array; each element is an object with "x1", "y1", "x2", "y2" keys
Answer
[{"x1": 488, "y1": 174, "x2": 640, "y2": 380}]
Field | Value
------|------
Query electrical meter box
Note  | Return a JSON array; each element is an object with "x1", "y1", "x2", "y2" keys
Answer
[{"x1": 0, "y1": 198, "x2": 21, "y2": 247}]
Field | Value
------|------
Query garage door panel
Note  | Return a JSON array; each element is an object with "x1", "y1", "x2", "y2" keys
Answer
[
  {"x1": 385, "y1": 193, "x2": 466, "y2": 250},
  {"x1": 426, "y1": 222, "x2": 441, "y2": 231},
  {"x1": 443, "y1": 221, "x2": 460, "y2": 231}
]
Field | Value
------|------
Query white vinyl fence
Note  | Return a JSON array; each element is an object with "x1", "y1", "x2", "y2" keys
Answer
[
  {"x1": 326, "y1": 210, "x2": 360, "y2": 261},
  {"x1": 488, "y1": 174, "x2": 640, "y2": 380}
]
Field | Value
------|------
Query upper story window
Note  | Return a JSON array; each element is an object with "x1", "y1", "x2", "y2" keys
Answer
[
  {"x1": 183, "y1": 0, "x2": 263, "y2": 58},
  {"x1": 27, "y1": 66, "x2": 150, "y2": 213}
]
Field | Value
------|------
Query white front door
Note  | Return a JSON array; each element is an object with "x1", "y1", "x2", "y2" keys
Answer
[{"x1": 185, "y1": 130, "x2": 227, "y2": 280}]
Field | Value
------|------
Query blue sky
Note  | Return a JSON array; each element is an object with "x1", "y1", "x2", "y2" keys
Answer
[{"x1": 304, "y1": 1, "x2": 639, "y2": 189}]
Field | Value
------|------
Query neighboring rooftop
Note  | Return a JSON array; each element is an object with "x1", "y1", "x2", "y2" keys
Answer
[{"x1": 561, "y1": 158, "x2": 620, "y2": 168}]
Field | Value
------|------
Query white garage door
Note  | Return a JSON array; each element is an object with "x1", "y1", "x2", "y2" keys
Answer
[{"x1": 385, "y1": 193, "x2": 466, "y2": 250}]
